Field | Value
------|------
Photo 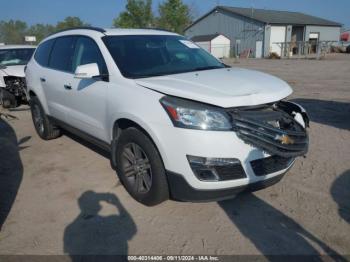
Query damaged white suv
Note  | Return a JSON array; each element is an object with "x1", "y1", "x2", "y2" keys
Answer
[
  {"x1": 25, "y1": 27, "x2": 309, "y2": 206},
  {"x1": 0, "y1": 45, "x2": 36, "y2": 108}
]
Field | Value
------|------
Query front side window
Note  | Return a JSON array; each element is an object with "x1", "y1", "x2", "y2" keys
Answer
[
  {"x1": 49, "y1": 36, "x2": 76, "y2": 72},
  {"x1": 34, "y1": 39, "x2": 55, "y2": 67},
  {"x1": 103, "y1": 35, "x2": 224, "y2": 79},
  {"x1": 72, "y1": 37, "x2": 107, "y2": 75},
  {"x1": 0, "y1": 48, "x2": 35, "y2": 66}
]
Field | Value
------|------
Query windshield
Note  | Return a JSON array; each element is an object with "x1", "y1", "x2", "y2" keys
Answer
[
  {"x1": 0, "y1": 48, "x2": 35, "y2": 66},
  {"x1": 103, "y1": 35, "x2": 225, "y2": 79}
]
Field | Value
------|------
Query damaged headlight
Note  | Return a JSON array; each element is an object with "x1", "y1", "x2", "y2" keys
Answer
[{"x1": 160, "y1": 96, "x2": 232, "y2": 131}]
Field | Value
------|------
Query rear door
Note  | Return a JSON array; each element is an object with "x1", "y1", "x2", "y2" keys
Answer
[
  {"x1": 65, "y1": 36, "x2": 109, "y2": 141},
  {"x1": 44, "y1": 36, "x2": 77, "y2": 121}
]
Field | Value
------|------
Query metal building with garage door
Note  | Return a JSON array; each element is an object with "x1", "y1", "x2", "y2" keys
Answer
[{"x1": 185, "y1": 6, "x2": 342, "y2": 58}]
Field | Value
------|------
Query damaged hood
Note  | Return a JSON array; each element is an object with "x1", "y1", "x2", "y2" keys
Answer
[
  {"x1": 135, "y1": 67, "x2": 293, "y2": 108},
  {"x1": 0, "y1": 65, "x2": 26, "y2": 78}
]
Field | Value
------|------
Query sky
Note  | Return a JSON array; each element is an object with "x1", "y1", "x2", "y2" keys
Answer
[{"x1": 1, "y1": 0, "x2": 349, "y2": 29}]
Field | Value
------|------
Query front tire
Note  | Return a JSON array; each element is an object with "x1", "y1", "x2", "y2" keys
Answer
[
  {"x1": 30, "y1": 96, "x2": 61, "y2": 140},
  {"x1": 0, "y1": 88, "x2": 17, "y2": 109},
  {"x1": 115, "y1": 127, "x2": 169, "y2": 206}
]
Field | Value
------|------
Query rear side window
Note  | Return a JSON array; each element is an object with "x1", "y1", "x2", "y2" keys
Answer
[
  {"x1": 72, "y1": 37, "x2": 108, "y2": 75},
  {"x1": 34, "y1": 39, "x2": 54, "y2": 67},
  {"x1": 49, "y1": 36, "x2": 76, "y2": 72}
]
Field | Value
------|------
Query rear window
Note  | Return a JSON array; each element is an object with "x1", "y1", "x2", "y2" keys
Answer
[
  {"x1": 49, "y1": 36, "x2": 76, "y2": 72},
  {"x1": 34, "y1": 39, "x2": 54, "y2": 67}
]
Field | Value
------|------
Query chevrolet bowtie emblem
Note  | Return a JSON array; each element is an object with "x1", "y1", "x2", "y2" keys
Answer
[{"x1": 276, "y1": 134, "x2": 295, "y2": 145}]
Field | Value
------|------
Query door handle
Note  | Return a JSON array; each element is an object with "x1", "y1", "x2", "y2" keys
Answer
[
  {"x1": 64, "y1": 84, "x2": 72, "y2": 90},
  {"x1": 40, "y1": 77, "x2": 46, "y2": 83}
]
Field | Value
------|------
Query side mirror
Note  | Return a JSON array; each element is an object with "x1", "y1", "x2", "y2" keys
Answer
[{"x1": 74, "y1": 63, "x2": 100, "y2": 79}]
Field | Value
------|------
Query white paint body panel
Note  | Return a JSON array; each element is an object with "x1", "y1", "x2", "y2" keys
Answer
[
  {"x1": 26, "y1": 28, "x2": 296, "y2": 191},
  {"x1": 0, "y1": 65, "x2": 25, "y2": 87},
  {"x1": 135, "y1": 68, "x2": 292, "y2": 108}
]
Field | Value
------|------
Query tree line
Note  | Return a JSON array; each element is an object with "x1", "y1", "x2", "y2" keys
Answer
[{"x1": 0, "y1": 0, "x2": 193, "y2": 45}]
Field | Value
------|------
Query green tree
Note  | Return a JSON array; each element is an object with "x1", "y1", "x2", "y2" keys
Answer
[
  {"x1": 26, "y1": 23, "x2": 55, "y2": 43},
  {"x1": 113, "y1": 0, "x2": 154, "y2": 28},
  {"x1": 55, "y1": 16, "x2": 90, "y2": 31},
  {"x1": 0, "y1": 16, "x2": 90, "y2": 45},
  {"x1": 0, "y1": 20, "x2": 27, "y2": 44},
  {"x1": 157, "y1": 0, "x2": 192, "y2": 33}
]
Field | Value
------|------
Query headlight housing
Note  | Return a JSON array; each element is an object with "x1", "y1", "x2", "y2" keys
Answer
[{"x1": 160, "y1": 96, "x2": 232, "y2": 131}]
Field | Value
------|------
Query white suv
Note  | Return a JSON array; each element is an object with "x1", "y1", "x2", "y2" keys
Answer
[{"x1": 25, "y1": 27, "x2": 309, "y2": 206}]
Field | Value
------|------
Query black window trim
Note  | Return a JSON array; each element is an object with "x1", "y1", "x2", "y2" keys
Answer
[{"x1": 36, "y1": 34, "x2": 109, "y2": 80}]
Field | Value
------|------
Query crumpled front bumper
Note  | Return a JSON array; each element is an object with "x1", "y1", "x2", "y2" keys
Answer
[
  {"x1": 166, "y1": 168, "x2": 289, "y2": 202},
  {"x1": 156, "y1": 100, "x2": 308, "y2": 198}
]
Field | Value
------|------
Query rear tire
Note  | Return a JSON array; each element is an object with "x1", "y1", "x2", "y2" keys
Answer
[
  {"x1": 115, "y1": 127, "x2": 169, "y2": 206},
  {"x1": 30, "y1": 96, "x2": 61, "y2": 140}
]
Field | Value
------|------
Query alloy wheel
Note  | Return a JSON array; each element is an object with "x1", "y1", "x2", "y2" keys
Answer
[
  {"x1": 32, "y1": 104, "x2": 44, "y2": 134},
  {"x1": 121, "y1": 142, "x2": 153, "y2": 193}
]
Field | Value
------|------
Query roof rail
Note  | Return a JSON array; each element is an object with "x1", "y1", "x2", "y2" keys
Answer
[
  {"x1": 139, "y1": 27, "x2": 175, "y2": 33},
  {"x1": 49, "y1": 26, "x2": 106, "y2": 36}
]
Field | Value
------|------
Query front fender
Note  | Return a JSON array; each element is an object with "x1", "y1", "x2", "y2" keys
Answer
[{"x1": 109, "y1": 111, "x2": 171, "y2": 169}]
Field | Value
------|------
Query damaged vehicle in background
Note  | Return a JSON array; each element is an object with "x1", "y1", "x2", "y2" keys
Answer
[
  {"x1": 25, "y1": 28, "x2": 309, "y2": 206},
  {"x1": 0, "y1": 45, "x2": 36, "y2": 108}
]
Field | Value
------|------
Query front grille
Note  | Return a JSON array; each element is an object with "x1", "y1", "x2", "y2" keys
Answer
[
  {"x1": 215, "y1": 164, "x2": 246, "y2": 181},
  {"x1": 251, "y1": 156, "x2": 294, "y2": 176},
  {"x1": 227, "y1": 103, "x2": 309, "y2": 158}
]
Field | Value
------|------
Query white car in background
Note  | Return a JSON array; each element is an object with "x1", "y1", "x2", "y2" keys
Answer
[
  {"x1": 0, "y1": 45, "x2": 36, "y2": 108},
  {"x1": 25, "y1": 27, "x2": 309, "y2": 206}
]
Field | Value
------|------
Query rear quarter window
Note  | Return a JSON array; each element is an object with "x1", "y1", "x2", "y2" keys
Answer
[{"x1": 34, "y1": 39, "x2": 55, "y2": 67}]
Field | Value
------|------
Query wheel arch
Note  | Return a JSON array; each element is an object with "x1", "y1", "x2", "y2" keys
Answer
[
  {"x1": 28, "y1": 90, "x2": 37, "y2": 97},
  {"x1": 27, "y1": 87, "x2": 50, "y2": 114},
  {"x1": 110, "y1": 116, "x2": 168, "y2": 171}
]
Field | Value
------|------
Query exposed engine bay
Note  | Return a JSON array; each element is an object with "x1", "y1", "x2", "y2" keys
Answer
[
  {"x1": 0, "y1": 46, "x2": 35, "y2": 108},
  {"x1": 0, "y1": 76, "x2": 28, "y2": 108},
  {"x1": 227, "y1": 101, "x2": 309, "y2": 158}
]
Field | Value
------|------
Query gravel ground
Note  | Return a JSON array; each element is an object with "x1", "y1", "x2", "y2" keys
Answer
[{"x1": 0, "y1": 54, "x2": 349, "y2": 257}]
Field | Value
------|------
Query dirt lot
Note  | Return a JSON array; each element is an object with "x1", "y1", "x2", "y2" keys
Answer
[{"x1": 0, "y1": 54, "x2": 349, "y2": 257}]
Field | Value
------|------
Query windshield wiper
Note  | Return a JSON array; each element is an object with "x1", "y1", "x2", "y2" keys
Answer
[{"x1": 193, "y1": 66, "x2": 224, "y2": 72}]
